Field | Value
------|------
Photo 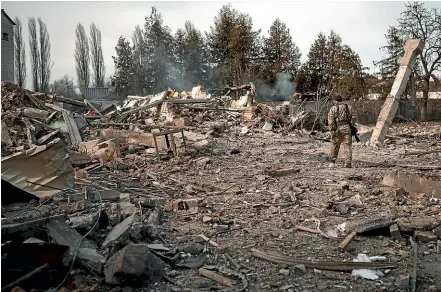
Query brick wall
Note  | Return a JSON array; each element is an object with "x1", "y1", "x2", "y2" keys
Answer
[{"x1": 1, "y1": 13, "x2": 14, "y2": 83}]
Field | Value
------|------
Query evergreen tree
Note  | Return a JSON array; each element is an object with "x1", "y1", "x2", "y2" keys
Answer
[
  {"x1": 131, "y1": 25, "x2": 145, "y2": 94},
  {"x1": 206, "y1": 4, "x2": 260, "y2": 86},
  {"x1": 244, "y1": 35, "x2": 265, "y2": 83},
  {"x1": 184, "y1": 21, "x2": 208, "y2": 87},
  {"x1": 296, "y1": 31, "x2": 366, "y2": 100},
  {"x1": 172, "y1": 28, "x2": 186, "y2": 89},
  {"x1": 172, "y1": 22, "x2": 209, "y2": 90},
  {"x1": 296, "y1": 32, "x2": 327, "y2": 94},
  {"x1": 111, "y1": 36, "x2": 135, "y2": 97},
  {"x1": 142, "y1": 7, "x2": 175, "y2": 94},
  {"x1": 375, "y1": 26, "x2": 405, "y2": 80},
  {"x1": 262, "y1": 18, "x2": 301, "y2": 84}
]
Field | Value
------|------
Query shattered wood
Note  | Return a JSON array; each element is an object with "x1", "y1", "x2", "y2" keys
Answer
[{"x1": 251, "y1": 249, "x2": 398, "y2": 271}]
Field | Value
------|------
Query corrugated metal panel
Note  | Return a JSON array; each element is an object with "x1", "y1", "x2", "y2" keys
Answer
[{"x1": 1, "y1": 139, "x2": 74, "y2": 198}]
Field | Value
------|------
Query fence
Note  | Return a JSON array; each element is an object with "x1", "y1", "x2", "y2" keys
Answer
[{"x1": 291, "y1": 98, "x2": 441, "y2": 125}]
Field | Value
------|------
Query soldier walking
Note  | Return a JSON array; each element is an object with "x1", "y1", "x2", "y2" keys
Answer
[{"x1": 327, "y1": 95, "x2": 356, "y2": 168}]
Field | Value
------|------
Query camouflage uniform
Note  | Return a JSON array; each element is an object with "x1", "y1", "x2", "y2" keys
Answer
[{"x1": 327, "y1": 102, "x2": 356, "y2": 165}]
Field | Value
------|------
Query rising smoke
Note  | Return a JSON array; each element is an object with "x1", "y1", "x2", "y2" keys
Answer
[
  {"x1": 275, "y1": 72, "x2": 296, "y2": 97},
  {"x1": 257, "y1": 72, "x2": 297, "y2": 101}
]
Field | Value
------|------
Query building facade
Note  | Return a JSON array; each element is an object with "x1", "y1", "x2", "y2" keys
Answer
[{"x1": 1, "y1": 9, "x2": 15, "y2": 83}]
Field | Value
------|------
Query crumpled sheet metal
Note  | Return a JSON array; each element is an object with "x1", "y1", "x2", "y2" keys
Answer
[{"x1": 1, "y1": 138, "x2": 74, "y2": 198}]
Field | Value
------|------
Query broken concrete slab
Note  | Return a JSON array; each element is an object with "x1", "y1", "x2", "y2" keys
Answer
[
  {"x1": 46, "y1": 216, "x2": 97, "y2": 250},
  {"x1": 370, "y1": 39, "x2": 424, "y2": 145},
  {"x1": 77, "y1": 248, "x2": 106, "y2": 273},
  {"x1": 397, "y1": 217, "x2": 439, "y2": 232},
  {"x1": 46, "y1": 215, "x2": 104, "y2": 273},
  {"x1": 381, "y1": 171, "x2": 441, "y2": 199},
  {"x1": 102, "y1": 213, "x2": 136, "y2": 248},
  {"x1": 415, "y1": 231, "x2": 438, "y2": 243},
  {"x1": 104, "y1": 243, "x2": 165, "y2": 284}
]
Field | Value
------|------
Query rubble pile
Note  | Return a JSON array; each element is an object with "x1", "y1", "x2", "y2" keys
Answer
[{"x1": 1, "y1": 80, "x2": 440, "y2": 292}]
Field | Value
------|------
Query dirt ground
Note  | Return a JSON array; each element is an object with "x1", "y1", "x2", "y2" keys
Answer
[{"x1": 126, "y1": 122, "x2": 440, "y2": 292}]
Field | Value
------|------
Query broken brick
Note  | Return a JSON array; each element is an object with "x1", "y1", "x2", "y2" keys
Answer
[{"x1": 389, "y1": 224, "x2": 402, "y2": 240}]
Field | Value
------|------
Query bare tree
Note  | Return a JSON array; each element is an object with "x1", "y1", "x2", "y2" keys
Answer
[
  {"x1": 75, "y1": 23, "x2": 90, "y2": 87},
  {"x1": 50, "y1": 75, "x2": 75, "y2": 98},
  {"x1": 398, "y1": 2, "x2": 441, "y2": 121},
  {"x1": 14, "y1": 17, "x2": 26, "y2": 88},
  {"x1": 89, "y1": 23, "x2": 105, "y2": 86},
  {"x1": 28, "y1": 17, "x2": 40, "y2": 91},
  {"x1": 38, "y1": 18, "x2": 51, "y2": 93}
]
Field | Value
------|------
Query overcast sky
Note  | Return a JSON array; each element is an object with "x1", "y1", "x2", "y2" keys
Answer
[{"x1": 2, "y1": 1, "x2": 441, "y2": 89}]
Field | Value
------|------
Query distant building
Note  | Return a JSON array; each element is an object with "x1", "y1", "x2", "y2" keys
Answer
[
  {"x1": 1, "y1": 9, "x2": 15, "y2": 83},
  {"x1": 364, "y1": 75, "x2": 441, "y2": 100}
]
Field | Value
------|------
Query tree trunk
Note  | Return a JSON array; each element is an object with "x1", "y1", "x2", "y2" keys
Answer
[
  {"x1": 410, "y1": 72, "x2": 416, "y2": 107},
  {"x1": 420, "y1": 78, "x2": 430, "y2": 122}
]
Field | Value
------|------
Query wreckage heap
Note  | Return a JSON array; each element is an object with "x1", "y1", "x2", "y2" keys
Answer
[{"x1": 1, "y1": 80, "x2": 441, "y2": 291}]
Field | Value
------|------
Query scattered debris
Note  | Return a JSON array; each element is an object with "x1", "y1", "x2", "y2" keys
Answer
[{"x1": 1, "y1": 77, "x2": 441, "y2": 291}]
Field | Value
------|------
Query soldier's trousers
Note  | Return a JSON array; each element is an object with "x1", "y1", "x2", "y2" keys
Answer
[{"x1": 330, "y1": 128, "x2": 352, "y2": 163}]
